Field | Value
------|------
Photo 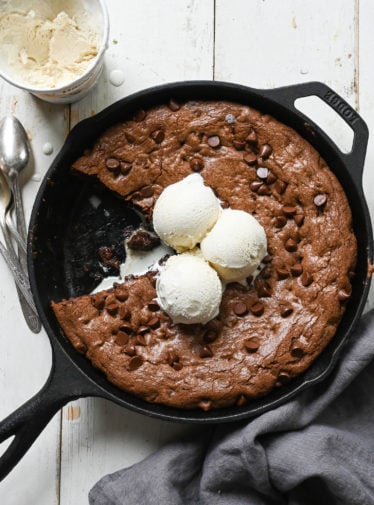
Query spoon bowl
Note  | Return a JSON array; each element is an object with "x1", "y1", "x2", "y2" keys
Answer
[{"x1": 0, "y1": 116, "x2": 30, "y2": 177}]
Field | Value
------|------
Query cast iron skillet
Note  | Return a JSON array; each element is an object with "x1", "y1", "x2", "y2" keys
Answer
[{"x1": 0, "y1": 81, "x2": 372, "y2": 481}]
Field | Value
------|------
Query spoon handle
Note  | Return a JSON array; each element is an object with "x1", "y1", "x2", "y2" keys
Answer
[
  {"x1": 12, "y1": 175, "x2": 27, "y2": 242},
  {"x1": 5, "y1": 217, "x2": 27, "y2": 254},
  {"x1": 0, "y1": 237, "x2": 37, "y2": 314},
  {"x1": 9, "y1": 178, "x2": 42, "y2": 333}
]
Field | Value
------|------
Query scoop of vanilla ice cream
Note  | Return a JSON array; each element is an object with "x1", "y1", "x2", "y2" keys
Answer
[
  {"x1": 152, "y1": 173, "x2": 221, "y2": 252},
  {"x1": 200, "y1": 208, "x2": 267, "y2": 282},
  {"x1": 156, "y1": 253, "x2": 223, "y2": 325}
]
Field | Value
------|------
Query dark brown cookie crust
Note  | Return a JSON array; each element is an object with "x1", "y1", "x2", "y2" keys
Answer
[{"x1": 52, "y1": 100, "x2": 356, "y2": 410}]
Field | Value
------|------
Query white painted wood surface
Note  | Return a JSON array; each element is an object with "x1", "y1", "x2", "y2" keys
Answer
[{"x1": 0, "y1": 0, "x2": 373, "y2": 503}]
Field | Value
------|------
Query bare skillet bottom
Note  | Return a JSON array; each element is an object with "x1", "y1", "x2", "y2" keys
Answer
[{"x1": 0, "y1": 81, "x2": 372, "y2": 481}]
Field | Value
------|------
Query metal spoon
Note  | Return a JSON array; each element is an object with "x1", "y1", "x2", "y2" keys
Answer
[
  {"x1": 0, "y1": 116, "x2": 29, "y2": 244},
  {"x1": 0, "y1": 170, "x2": 38, "y2": 315},
  {"x1": 0, "y1": 117, "x2": 41, "y2": 332}
]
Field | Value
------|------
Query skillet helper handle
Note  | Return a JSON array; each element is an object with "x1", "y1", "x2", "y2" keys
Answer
[
  {"x1": 263, "y1": 81, "x2": 369, "y2": 187},
  {"x1": 0, "y1": 343, "x2": 99, "y2": 481}
]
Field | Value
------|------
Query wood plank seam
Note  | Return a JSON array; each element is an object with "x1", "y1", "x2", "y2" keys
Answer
[
  {"x1": 213, "y1": 0, "x2": 217, "y2": 79},
  {"x1": 354, "y1": 0, "x2": 360, "y2": 111}
]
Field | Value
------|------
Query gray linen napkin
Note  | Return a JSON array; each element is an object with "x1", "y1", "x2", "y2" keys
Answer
[{"x1": 89, "y1": 309, "x2": 374, "y2": 505}]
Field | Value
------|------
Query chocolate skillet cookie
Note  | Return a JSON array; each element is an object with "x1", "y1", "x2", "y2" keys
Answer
[{"x1": 51, "y1": 100, "x2": 357, "y2": 410}]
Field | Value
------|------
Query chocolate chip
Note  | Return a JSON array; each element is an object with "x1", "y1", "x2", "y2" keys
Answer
[
  {"x1": 277, "y1": 268, "x2": 289, "y2": 280},
  {"x1": 282, "y1": 206, "x2": 297, "y2": 217},
  {"x1": 120, "y1": 161, "x2": 132, "y2": 175},
  {"x1": 285, "y1": 238, "x2": 298, "y2": 252},
  {"x1": 246, "y1": 129, "x2": 257, "y2": 143},
  {"x1": 290, "y1": 263, "x2": 303, "y2": 277},
  {"x1": 256, "y1": 281, "x2": 272, "y2": 298},
  {"x1": 338, "y1": 289, "x2": 351, "y2": 302},
  {"x1": 274, "y1": 215, "x2": 287, "y2": 228},
  {"x1": 258, "y1": 143, "x2": 272, "y2": 159},
  {"x1": 148, "y1": 301, "x2": 160, "y2": 312},
  {"x1": 148, "y1": 317, "x2": 160, "y2": 329},
  {"x1": 244, "y1": 337, "x2": 260, "y2": 352},
  {"x1": 173, "y1": 362, "x2": 183, "y2": 371},
  {"x1": 261, "y1": 267, "x2": 272, "y2": 279},
  {"x1": 134, "y1": 109, "x2": 146, "y2": 121},
  {"x1": 116, "y1": 290, "x2": 128, "y2": 302},
  {"x1": 280, "y1": 303, "x2": 293, "y2": 317},
  {"x1": 246, "y1": 275, "x2": 254, "y2": 285},
  {"x1": 250, "y1": 301, "x2": 264, "y2": 316},
  {"x1": 266, "y1": 171, "x2": 277, "y2": 184},
  {"x1": 115, "y1": 331, "x2": 129, "y2": 346},
  {"x1": 140, "y1": 185, "x2": 154, "y2": 198},
  {"x1": 167, "y1": 351, "x2": 178, "y2": 364},
  {"x1": 124, "y1": 344, "x2": 136, "y2": 356},
  {"x1": 207, "y1": 319, "x2": 223, "y2": 333},
  {"x1": 93, "y1": 296, "x2": 105, "y2": 311},
  {"x1": 314, "y1": 193, "x2": 327, "y2": 207},
  {"x1": 237, "y1": 395, "x2": 247, "y2": 406},
  {"x1": 233, "y1": 139, "x2": 246, "y2": 150},
  {"x1": 207, "y1": 135, "x2": 221, "y2": 148},
  {"x1": 128, "y1": 355, "x2": 144, "y2": 371},
  {"x1": 168, "y1": 98, "x2": 180, "y2": 111},
  {"x1": 199, "y1": 345, "x2": 213, "y2": 358},
  {"x1": 190, "y1": 157, "x2": 204, "y2": 172},
  {"x1": 233, "y1": 302, "x2": 248, "y2": 316},
  {"x1": 301, "y1": 271, "x2": 313, "y2": 286},
  {"x1": 250, "y1": 181, "x2": 264, "y2": 193},
  {"x1": 291, "y1": 347, "x2": 304, "y2": 358},
  {"x1": 277, "y1": 371, "x2": 290, "y2": 384},
  {"x1": 294, "y1": 214, "x2": 305, "y2": 226},
  {"x1": 151, "y1": 129, "x2": 165, "y2": 143},
  {"x1": 75, "y1": 341, "x2": 87, "y2": 354},
  {"x1": 106, "y1": 303, "x2": 118, "y2": 316},
  {"x1": 274, "y1": 179, "x2": 287, "y2": 194},
  {"x1": 243, "y1": 152, "x2": 257, "y2": 165},
  {"x1": 262, "y1": 254, "x2": 273, "y2": 264},
  {"x1": 257, "y1": 166, "x2": 269, "y2": 179},
  {"x1": 125, "y1": 132, "x2": 136, "y2": 144},
  {"x1": 138, "y1": 326, "x2": 150, "y2": 335},
  {"x1": 204, "y1": 330, "x2": 218, "y2": 343},
  {"x1": 119, "y1": 323, "x2": 134, "y2": 335},
  {"x1": 257, "y1": 184, "x2": 270, "y2": 196},
  {"x1": 105, "y1": 158, "x2": 120, "y2": 172},
  {"x1": 135, "y1": 335, "x2": 146, "y2": 346}
]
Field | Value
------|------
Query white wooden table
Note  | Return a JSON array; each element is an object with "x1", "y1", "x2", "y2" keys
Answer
[{"x1": 1, "y1": 1, "x2": 374, "y2": 503}]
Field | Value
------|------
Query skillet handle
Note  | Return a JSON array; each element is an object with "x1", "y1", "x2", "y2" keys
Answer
[
  {"x1": 262, "y1": 81, "x2": 369, "y2": 188},
  {"x1": 0, "y1": 342, "x2": 100, "y2": 481}
]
